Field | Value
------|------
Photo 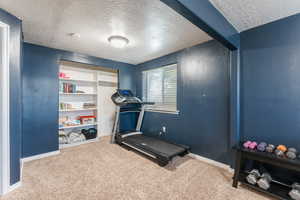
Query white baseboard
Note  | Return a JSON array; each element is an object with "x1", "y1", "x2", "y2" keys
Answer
[
  {"x1": 7, "y1": 181, "x2": 21, "y2": 193},
  {"x1": 21, "y1": 159, "x2": 24, "y2": 181},
  {"x1": 189, "y1": 153, "x2": 234, "y2": 173},
  {"x1": 21, "y1": 150, "x2": 60, "y2": 163}
]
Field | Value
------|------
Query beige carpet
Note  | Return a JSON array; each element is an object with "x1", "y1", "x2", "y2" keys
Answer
[{"x1": 1, "y1": 137, "x2": 272, "y2": 200}]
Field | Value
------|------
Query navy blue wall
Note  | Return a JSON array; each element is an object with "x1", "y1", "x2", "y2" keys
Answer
[
  {"x1": 0, "y1": 9, "x2": 22, "y2": 185},
  {"x1": 136, "y1": 40, "x2": 231, "y2": 164},
  {"x1": 22, "y1": 42, "x2": 136, "y2": 158},
  {"x1": 240, "y1": 14, "x2": 300, "y2": 149},
  {"x1": 162, "y1": 0, "x2": 241, "y2": 154}
]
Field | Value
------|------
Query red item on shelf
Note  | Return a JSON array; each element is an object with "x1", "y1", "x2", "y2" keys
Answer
[
  {"x1": 59, "y1": 72, "x2": 70, "y2": 79},
  {"x1": 78, "y1": 116, "x2": 96, "y2": 119},
  {"x1": 78, "y1": 116, "x2": 96, "y2": 124}
]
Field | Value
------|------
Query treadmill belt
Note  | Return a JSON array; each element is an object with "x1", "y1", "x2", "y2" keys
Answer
[{"x1": 123, "y1": 134, "x2": 187, "y2": 159}]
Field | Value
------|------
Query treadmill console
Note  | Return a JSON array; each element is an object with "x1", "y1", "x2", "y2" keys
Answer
[{"x1": 111, "y1": 89, "x2": 142, "y2": 106}]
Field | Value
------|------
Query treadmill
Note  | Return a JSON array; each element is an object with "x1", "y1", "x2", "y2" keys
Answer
[{"x1": 111, "y1": 89, "x2": 190, "y2": 166}]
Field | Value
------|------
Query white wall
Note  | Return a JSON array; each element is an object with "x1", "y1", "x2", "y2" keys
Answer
[
  {"x1": 0, "y1": 22, "x2": 10, "y2": 195},
  {"x1": 97, "y1": 71, "x2": 118, "y2": 136},
  {"x1": 0, "y1": 24, "x2": 4, "y2": 196}
]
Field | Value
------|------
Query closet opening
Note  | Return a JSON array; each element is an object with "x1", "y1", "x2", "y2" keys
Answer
[{"x1": 58, "y1": 61, "x2": 118, "y2": 149}]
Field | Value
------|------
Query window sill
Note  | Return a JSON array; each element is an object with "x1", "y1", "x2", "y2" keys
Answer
[{"x1": 145, "y1": 109, "x2": 180, "y2": 115}]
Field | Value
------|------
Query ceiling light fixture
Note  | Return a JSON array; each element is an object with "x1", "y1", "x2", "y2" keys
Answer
[
  {"x1": 69, "y1": 33, "x2": 81, "y2": 38},
  {"x1": 108, "y1": 35, "x2": 129, "y2": 48}
]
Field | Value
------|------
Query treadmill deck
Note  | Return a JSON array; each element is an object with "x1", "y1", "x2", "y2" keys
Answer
[{"x1": 121, "y1": 134, "x2": 189, "y2": 161}]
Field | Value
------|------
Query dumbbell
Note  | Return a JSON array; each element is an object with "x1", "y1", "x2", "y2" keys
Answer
[
  {"x1": 249, "y1": 142, "x2": 258, "y2": 150},
  {"x1": 286, "y1": 148, "x2": 298, "y2": 159},
  {"x1": 246, "y1": 169, "x2": 261, "y2": 185},
  {"x1": 243, "y1": 141, "x2": 258, "y2": 150},
  {"x1": 243, "y1": 141, "x2": 252, "y2": 149},
  {"x1": 289, "y1": 183, "x2": 300, "y2": 200},
  {"x1": 257, "y1": 142, "x2": 267, "y2": 152},
  {"x1": 257, "y1": 173, "x2": 272, "y2": 190},
  {"x1": 275, "y1": 145, "x2": 287, "y2": 157},
  {"x1": 266, "y1": 144, "x2": 275, "y2": 153}
]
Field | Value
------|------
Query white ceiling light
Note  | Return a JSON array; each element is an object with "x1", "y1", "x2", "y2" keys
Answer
[
  {"x1": 108, "y1": 35, "x2": 129, "y2": 48},
  {"x1": 68, "y1": 33, "x2": 81, "y2": 38}
]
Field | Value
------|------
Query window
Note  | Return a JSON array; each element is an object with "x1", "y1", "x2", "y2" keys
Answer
[{"x1": 142, "y1": 64, "x2": 177, "y2": 113}]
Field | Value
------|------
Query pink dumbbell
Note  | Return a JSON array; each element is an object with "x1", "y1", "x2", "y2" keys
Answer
[
  {"x1": 249, "y1": 142, "x2": 258, "y2": 150},
  {"x1": 243, "y1": 141, "x2": 252, "y2": 148}
]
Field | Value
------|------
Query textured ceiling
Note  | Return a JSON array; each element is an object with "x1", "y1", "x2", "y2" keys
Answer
[
  {"x1": 0, "y1": 0, "x2": 211, "y2": 64},
  {"x1": 210, "y1": 0, "x2": 300, "y2": 32}
]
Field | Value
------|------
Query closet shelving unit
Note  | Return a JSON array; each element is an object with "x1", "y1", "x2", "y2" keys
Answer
[
  {"x1": 58, "y1": 138, "x2": 101, "y2": 149},
  {"x1": 59, "y1": 108, "x2": 97, "y2": 112},
  {"x1": 58, "y1": 61, "x2": 118, "y2": 149},
  {"x1": 59, "y1": 92, "x2": 97, "y2": 96},
  {"x1": 59, "y1": 78, "x2": 97, "y2": 84},
  {"x1": 59, "y1": 64, "x2": 100, "y2": 149},
  {"x1": 59, "y1": 123, "x2": 98, "y2": 130}
]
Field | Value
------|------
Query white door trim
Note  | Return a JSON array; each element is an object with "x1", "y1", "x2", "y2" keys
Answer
[{"x1": 0, "y1": 21, "x2": 10, "y2": 195}]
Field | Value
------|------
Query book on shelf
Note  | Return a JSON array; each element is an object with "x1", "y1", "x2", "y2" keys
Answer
[
  {"x1": 60, "y1": 102, "x2": 73, "y2": 110},
  {"x1": 60, "y1": 82, "x2": 77, "y2": 93},
  {"x1": 83, "y1": 103, "x2": 96, "y2": 109},
  {"x1": 59, "y1": 102, "x2": 96, "y2": 110}
]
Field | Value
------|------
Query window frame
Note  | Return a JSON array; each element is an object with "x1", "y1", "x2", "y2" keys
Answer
[{"x1": 142, "y1": 63, "x2": 179, "y2": 114}]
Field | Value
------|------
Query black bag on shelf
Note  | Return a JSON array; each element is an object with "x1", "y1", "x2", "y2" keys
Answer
[{"x1": 82, "y1": 128, "x2": 97, "y2": 140}]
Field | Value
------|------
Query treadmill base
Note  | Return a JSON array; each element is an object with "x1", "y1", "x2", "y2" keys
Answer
[
  {"x1": 120, "y1": 143, "x2": 168, "y2": 166},
  {"x1": 117, "y1": 134, "x2": 190, "y2": 167}
]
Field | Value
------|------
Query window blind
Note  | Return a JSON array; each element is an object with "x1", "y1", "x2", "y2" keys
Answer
[{"x1": 142, "y1": 64, "x2": 177, "y2": 112}]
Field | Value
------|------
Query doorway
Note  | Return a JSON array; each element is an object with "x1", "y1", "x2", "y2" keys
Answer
[{"x1": 0, "y1": 21, "x2": 10, "y2": 195}]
